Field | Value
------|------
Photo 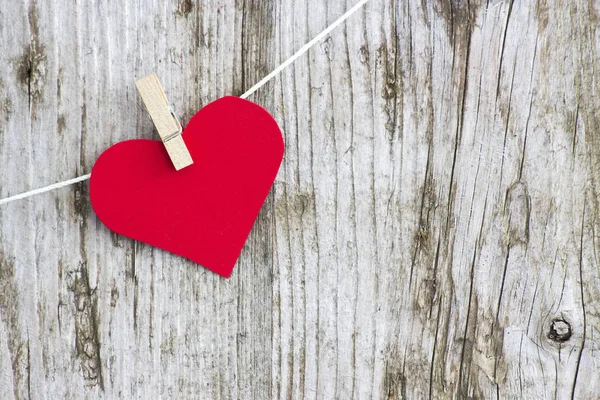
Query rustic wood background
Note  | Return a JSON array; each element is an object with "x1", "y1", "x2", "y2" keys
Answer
[{"x1": 1, "y1": 0, "x2": 600, "y2": 398}]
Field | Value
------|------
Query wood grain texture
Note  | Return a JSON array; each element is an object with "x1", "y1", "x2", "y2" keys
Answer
[{"x1": 1, "y1": 0, "x2": 600, "y2": 398}]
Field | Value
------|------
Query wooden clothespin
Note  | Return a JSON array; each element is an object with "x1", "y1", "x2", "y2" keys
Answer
[{"x1": 135, "y1": 74, "x2": 193, "y2": 170}]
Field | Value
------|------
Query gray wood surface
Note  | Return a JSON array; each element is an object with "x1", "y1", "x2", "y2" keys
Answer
[{"x1": 1, "y1": 0, "x2": 600, "y2": 398}]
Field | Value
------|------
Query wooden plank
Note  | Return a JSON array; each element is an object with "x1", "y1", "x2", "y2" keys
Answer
[
  {"x1": 0, "y1": 1, "x2": 272, "y2": 398},
  {"x1": 1, "y1": 0, "x2": 600, "y2": 399}
]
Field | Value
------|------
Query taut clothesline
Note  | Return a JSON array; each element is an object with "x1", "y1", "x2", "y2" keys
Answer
[{"x1": 0, "y1": 0, "x2": 370, "y2": 206}]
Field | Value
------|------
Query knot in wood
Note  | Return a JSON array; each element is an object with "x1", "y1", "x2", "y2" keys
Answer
[{"x1": 547, "y1": 319, "x2": 572, "y2": 343}]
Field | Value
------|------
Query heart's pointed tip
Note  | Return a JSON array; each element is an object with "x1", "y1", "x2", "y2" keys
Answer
[
  {"x1": 206, "y1": 264, "x2": 234, "y2": 279},
  {"x1": 221, "y1": 271, "x2": 233, "y2": 279}
]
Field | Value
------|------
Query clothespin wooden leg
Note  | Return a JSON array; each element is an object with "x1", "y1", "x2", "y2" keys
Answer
[{"x1": 135, "y1": 74, "x2": 193, "y2": 171}]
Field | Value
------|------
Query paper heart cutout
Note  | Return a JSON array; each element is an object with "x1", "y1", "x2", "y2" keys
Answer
[{"x1": 89, "y1": 96, "x2": 284, "y2": 278}]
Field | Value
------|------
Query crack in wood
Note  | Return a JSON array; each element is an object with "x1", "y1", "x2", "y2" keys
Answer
[
  {"x1": 15, "y1": 5, "x2": 46, "y2": 115},
  {"x1": 69, "y1": 264, "x2": 104, "y2": 390}
]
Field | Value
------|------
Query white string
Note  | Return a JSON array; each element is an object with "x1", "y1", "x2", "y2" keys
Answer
[
  {"x1": 0, "y1": 0, "x2": 370, "y2": 207},
  {"x1": 0, "y1": 174, "x2": 92, "y2": 206},
  {"x1": 240, "y1": 0, "x2": 370, "y2": 99}
]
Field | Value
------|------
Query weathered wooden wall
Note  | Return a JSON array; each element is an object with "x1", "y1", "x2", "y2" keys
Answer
[{"x1": 1, "y1": 0, "x2": 600, "y2": 398}]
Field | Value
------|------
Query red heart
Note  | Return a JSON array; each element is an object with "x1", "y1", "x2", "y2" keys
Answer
[{"x1": 89, "y1": 97, "x2": 284, "y2": 278}]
